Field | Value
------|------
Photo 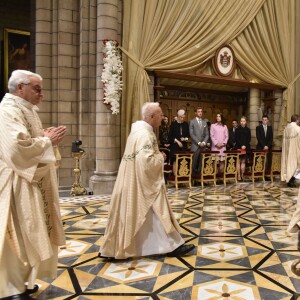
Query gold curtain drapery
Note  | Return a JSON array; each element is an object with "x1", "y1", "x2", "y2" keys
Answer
[
  {"x1": 121, "y1": 0, "x2": 295, "y2": 149},
  {"x1": 231, "y1": 0, "x2": 295, "y2": 136}
]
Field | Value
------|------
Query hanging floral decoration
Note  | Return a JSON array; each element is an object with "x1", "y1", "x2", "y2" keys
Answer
[{"x1": 101, "y1": 40, "x2": 123, "y2": 114}]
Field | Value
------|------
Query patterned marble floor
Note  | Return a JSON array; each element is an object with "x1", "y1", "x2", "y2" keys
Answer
[{"x1": 34, "y1": 181, "x2": 300, "y2": 300}]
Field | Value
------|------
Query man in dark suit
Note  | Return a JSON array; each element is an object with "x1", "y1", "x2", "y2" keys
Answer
[
  {"x1": 227, "y1": 119, "x2": 238, "y2": 150},
  {"x1": 256, "y1": 114, "x2": 273, "y2": 170},
  {"x1": 189, "y1": 107, "x2": 209, "y2": 176}
]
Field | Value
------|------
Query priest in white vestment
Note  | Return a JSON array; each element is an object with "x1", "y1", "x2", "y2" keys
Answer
[
  {"x1": 100, "y1": 102, "x2": 194, "y2": 259},
  {"x1": 281, "y1": 114, "x2": 300, "y2": 187},
  {"x1": 0, "y1": 70, "x2": 67, "y2": 299}
]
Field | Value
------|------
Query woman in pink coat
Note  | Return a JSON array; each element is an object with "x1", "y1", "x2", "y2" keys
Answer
[{"x1": 210, "y1": 113, "x2": 228, "y2": 174}]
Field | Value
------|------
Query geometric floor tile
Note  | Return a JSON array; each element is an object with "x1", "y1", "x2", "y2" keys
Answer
[
  {"x1": 192, "y1": 278, "x2": 260, "y2": 300},
  {"x1": 201, "y1": 219, "x2": 239, "y2": 232},
  {"x1": 200, "y1": 242, "x2": 246, "y2": 261},
  {"x1": 59, "y1": 240, "x2": 92, "y2": 258},
  {"x1": 99, "y1": 259, "x2": 162, "y2": 283},
  {"x1": 34, "y1": 180, "x2": 300, "y2": 299}
]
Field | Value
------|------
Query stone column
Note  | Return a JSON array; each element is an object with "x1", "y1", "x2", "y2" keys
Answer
[
  {"x1": 89, "y1": 0, "x2": 121, "y2": 194},
  {"x1": 273, "y1": 90, "x2": 283, "y2": 148},
  {"x1": 78, "y1": 0, "x2": 98, "y2": 185},
  {"x1": 35, "y1": 0, "x2": 81, "y2": 187},
  {"x1": 248, "y1": 88, "x2": 260, "y2": 148}
]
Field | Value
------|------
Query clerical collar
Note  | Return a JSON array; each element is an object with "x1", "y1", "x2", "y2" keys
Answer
[
  {"x1": 7, "y1": 93, "x2": 37, "y2": 110},
  {"x1": 132, "y1": 120, "x2": 154, "y2": 133}
]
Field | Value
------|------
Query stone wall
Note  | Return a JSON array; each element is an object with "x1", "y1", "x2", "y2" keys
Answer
[{"x1": 34, "y1": 0, "x2": 122, "y2": 193}]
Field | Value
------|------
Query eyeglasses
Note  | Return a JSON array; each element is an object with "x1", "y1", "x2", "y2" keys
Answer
[
  {"x1": 22, "y1": 83, "x2": 43, "y2": 94},
  {"x1": 153, "y1": 111, "x2": 164, "y2": 116}
]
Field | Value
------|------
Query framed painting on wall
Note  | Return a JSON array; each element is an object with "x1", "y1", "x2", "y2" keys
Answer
[{"x1": 3, "y1": 28, "x2": 30, "y2": 91}]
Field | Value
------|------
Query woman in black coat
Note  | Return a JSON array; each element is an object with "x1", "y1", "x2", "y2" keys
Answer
[{"x1": 234, "y1": 116, "x2": 251, "y2": 180}]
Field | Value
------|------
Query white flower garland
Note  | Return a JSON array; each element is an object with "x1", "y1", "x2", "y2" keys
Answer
[{"x1": 101, "y1": 40, "x2": 123, "y2": 114}]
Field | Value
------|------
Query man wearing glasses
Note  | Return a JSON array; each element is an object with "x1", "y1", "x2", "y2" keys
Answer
[{"x1": 0, "y1": 70, "x2": 67, "y2": 299}]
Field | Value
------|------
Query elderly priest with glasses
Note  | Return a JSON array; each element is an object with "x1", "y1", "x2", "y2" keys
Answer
[{"x1": 0, "y1": 70, "x2": 67, "y2": 299}]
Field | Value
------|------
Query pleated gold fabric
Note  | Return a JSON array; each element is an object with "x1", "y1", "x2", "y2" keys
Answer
[{"x1": 121, "y1": 0, "x2": 296, "y2": 148}]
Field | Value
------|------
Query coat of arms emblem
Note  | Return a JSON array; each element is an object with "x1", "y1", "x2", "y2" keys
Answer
[
  {"x1": 213, "y1": 45, "x2": 235, "y2": 77},
  {"x1": 220, "y1": 51, "x2": 231, "y2": 68}
]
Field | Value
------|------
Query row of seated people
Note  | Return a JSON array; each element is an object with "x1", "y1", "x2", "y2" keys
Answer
[{"x1": 161, "y1": 148, "x2": 281, "y2": 189}]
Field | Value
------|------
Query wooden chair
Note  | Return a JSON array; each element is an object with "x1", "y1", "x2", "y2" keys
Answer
[
  {"x1": 168, "y1": 151, "x2": 193, "y2": 189},
  {"x1": 193, "y1": 150, "x2": 219, "y2": 188},
  {"x1": 222, "y1": 150, "x2": 240, "y2": 187},
  {"x1": 243, "y1": 150, "x2": 267, "y2": 183},
  {"x1": 160, "y1": 147, "x2": 172, "y2": 183},
  {"x1": 265, "y1": 150, "x2": 281, "y2": 182}
]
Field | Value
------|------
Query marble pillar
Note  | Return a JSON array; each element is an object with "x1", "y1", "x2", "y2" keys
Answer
[
  {"x1": 89, "y1": 0, "x2": 122, "y2": 194},
  {"x1": 248, "y1": 88, "x2": 260, "y2": 148},
  {"x1": 273, "y1": 90, "x2": 283, "y2": 147}
]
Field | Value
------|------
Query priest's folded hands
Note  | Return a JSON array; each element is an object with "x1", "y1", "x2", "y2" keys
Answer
[{"x1": 44, "y1": 125, "x2": 67, "y2": 145}]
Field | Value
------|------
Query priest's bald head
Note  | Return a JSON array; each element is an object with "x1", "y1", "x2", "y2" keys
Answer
[{"x1": 141, "y1": 102, "x2": 163, "y2": 128}]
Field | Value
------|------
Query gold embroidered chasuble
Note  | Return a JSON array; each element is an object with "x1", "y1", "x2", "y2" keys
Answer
[
  {"x1": 101, "y1": 120, "x2": 181, "y2": 259},
  {"x1": 0, "y1": 93, "x2": 65, "y2": 277},
  {"x1": 281, "y1": 122, "x2": 300, "y2": 182}
]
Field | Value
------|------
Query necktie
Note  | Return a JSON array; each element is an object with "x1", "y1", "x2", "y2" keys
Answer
[
  {"x1": 264, "y1": 126, "x2": 267, "y2": 137},
  {"x1": 198, "y1": 118, "x2": 202, "y2": 127}
]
